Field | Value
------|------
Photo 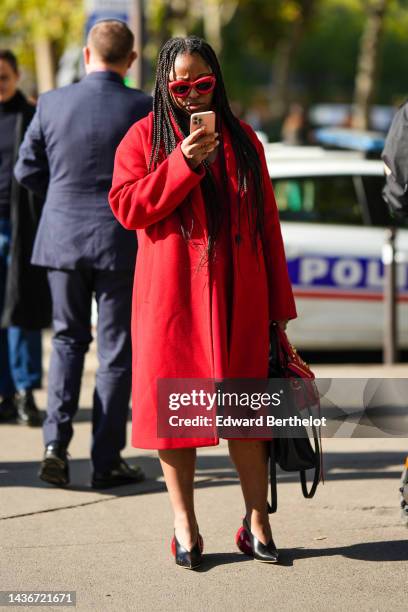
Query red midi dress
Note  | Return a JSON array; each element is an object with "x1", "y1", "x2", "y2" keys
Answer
[{"x1": 109, "y1": 112, "x2": 297, "y2": 449}]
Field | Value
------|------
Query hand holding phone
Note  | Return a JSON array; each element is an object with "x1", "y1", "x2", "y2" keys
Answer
[{"x1": 181, "y1": 111, "x2": 219, "y2": 169}]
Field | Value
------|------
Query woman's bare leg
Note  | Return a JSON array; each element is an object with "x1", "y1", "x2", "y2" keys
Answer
[
  {"x1": 228, "y1": 439, "x2": 272, "y2": 544},
  {"x1": 159, "y1": 448, "x2": 198, "y2": 550}
]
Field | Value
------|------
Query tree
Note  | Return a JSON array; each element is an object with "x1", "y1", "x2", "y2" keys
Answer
[
  {"x1": 0, "y1": 0, "x2": 84, "y2": 92},
  {"x1": 378, "y1": 0, "x2": 408, "y2": 103},
  {"x1": 201, "y1": 0, "x2": 239, "y2": 54},
  {"x1": 145, "y1": 0, "x2": 239, "y2": 64},
  {"x1": 222, "y1": 0, "x2": 320, "y2": 119},
  {"x1": 269, "y1": 0, "x2": 317, "y2": 119},
  {"x1": 352, "y1": 0, "x2": 390, "y2": 129},
  {"x1": 145, "y1": 0, "x2": 198, "y2": 61}
]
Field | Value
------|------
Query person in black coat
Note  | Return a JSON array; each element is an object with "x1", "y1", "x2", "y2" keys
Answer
[
  {"x1": 0, "y1": 50, "x2": 51, "y2": 427},
  {"x1": 381, "y1": 104, "x2": 408, "y2": 526},
  {"x1": 14, "y1": 20, "x2": 152, "y2": 488},
  {"x1": 382, "y1": 101, "x2": 408, "y2": 219}
]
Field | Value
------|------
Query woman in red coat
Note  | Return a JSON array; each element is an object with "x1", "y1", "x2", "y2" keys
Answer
[{"x1": 109, "y1": 36, "x2": 297, "y2": 568}]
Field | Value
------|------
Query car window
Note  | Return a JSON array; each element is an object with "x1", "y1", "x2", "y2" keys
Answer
[{"x1": 273, "y1": 176, "x2": 363, "y2": 225}]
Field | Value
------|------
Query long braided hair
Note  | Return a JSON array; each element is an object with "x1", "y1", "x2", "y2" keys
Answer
[{"x1": 149, "y1": 35, "x2": 265, "y2": 261}]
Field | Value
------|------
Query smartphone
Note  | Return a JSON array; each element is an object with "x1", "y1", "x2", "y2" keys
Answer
[{"x1": 190, "y1": 111, "x2": 216, "y2": 135}]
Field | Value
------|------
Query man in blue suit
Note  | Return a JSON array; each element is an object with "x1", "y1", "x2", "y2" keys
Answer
[{"x1": 15, "y1": 20, "x2": 152, "y2": 488}]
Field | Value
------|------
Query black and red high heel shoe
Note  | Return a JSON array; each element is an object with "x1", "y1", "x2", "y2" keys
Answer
[
  {"x1": 171, "y1": 528, "x2": 204, "y2": 569},
  {"x1": 236, "y1": 517, "x2": 279, "y2": 563}
]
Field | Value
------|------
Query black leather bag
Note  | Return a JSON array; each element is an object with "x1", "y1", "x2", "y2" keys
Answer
[{"x1": 267, "y1": 324, "x2": 322, "y2": 513}]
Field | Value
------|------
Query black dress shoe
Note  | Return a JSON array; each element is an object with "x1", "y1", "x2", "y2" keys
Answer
[
  {"x1": 91, "y1": 458, "x2": 145, "y2": 489},
  {"x1": 15, "y1": 389, "x2": 43, "y2": 427},
  {"x1": 171, "y1": 528, "x2": 203, "y2": 569},
  {"x1": 39, "y1": 443, "x2": 70, "y2": 486},
  {"x1": 0, "y1": 395, "x2": 18, "y2": 423},
  {"x1": 243, "y1": 517, "x2": 279, "y2": 563}
]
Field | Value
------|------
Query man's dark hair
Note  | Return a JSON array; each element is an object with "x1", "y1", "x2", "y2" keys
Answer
[
  {"x1": 150, "y1": 36, "x2": 265, "y2": 261},
  {"x1": 0, "y1": 49, "x2": 19, "y2": 74},
  {"x1": 88, "y1": 20, "x2": 134, "y2": 64}
]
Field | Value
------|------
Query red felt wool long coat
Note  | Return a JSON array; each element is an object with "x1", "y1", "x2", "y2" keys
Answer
[{"x1": 109, "y1": 111, "x2": 297, "y2": 449}]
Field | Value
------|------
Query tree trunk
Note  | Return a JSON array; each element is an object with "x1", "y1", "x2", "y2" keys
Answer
[
  {"x1": 34, "y1": 37, "x2": 55, "y2": 93},
  {"x1": 130, "y1": 0, "x2": 144, "y2": 89},
  {"x1": 270, "y1": 37, "x2": 296, "y2": 120},
  {"x1": 202, "y1": 0, "x2": 238, "y2": 55},
  {"x1": 352, "y1": 0, "x2": 389, "y2": 130},
  {"x1": 270, "y1": 0, "x2": 316, "y2": 121},
  {"x1": 203, "y1": 0, "x2": 223, "y2": 54}
]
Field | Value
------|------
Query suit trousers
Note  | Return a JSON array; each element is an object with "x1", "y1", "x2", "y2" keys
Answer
[{"x1": 43, "y1": 267, "x2": 133, "y2": 472}]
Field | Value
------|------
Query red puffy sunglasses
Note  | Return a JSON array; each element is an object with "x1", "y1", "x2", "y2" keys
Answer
[{"x1": 168, "y1": 75, "x2": 216, "y2": 98}]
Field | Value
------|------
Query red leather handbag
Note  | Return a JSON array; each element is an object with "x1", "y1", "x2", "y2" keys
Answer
[{"x1": 272, "y1": 325, "x2": 320, "y2": 412}]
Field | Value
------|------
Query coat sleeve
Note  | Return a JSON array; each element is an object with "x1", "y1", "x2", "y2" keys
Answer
[
  {"x1": 14, "y1": 97, "x2": 50, "y2": 198},
  {"x1": 109, "y1": 123, "x2": 205, "y2": 230},
  {"x1": 381, "y1": 104, "x2": 408, "y2": 219},
  {"x1": 250, "y1": 129, "x2": 297, "y2": 322}
]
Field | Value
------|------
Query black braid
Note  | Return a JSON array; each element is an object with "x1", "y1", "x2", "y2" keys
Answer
[{"x1": 149, "y1": 35, "x2": 265, "y2": 260}]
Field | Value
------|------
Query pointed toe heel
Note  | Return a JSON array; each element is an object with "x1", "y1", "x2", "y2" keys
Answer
[
  {"x1": 171, "y1": 530, "x2": 203, "y2": 569},
  {"x1": 243, "y1": 517, "x2": 279, "y2": 564}
]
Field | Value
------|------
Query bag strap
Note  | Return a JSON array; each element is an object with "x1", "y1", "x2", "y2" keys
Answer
[
  {"x1": 267, "y1": 441, "x2": 278, "y2": 514},
  {"x1": 300, "y1": 434, "x2": 319, "y2": 498},
  {"x1": 300, "y1": 411, "x2": 322, "y2": 498}
]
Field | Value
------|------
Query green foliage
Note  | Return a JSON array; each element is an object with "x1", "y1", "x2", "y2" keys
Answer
[
  {"x1": 294, "y1": 0, "x2": 364, "y2": 102},
  {"x1": 293, "y1": 0, "x2": 408, "y2": 104},
  {"x1": 380, "y1": 0, "x2": 408, "y2": 102},
  {"x1": 230, "y1": 0, "x2": 314, "y2": 57},
  {"x1": 2, "y1": 0, "x2": 408, "y2": 106},
  {"x1": 0, "y1": 0, "x2": 85, "y2": 71},
  {"x1": 222, "y1": 0, "x2": 408, "y2": 109},
  {"x1": 220, "y1": 0, "x2": 319, "y2": 108}
]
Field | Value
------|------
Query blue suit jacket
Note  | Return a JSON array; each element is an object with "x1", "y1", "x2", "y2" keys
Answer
[{"x1": 14, "y1": 71, "x2": 152, "y2": 270}]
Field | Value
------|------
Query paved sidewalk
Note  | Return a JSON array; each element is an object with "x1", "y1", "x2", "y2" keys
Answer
[{"x1": 1, "y1": 334, "x2": 407, "y2": 611}]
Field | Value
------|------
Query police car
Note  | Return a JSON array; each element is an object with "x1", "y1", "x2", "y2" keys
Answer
[{"x1": 266, "y1": 144, "x2": 408, "y2": 349}]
